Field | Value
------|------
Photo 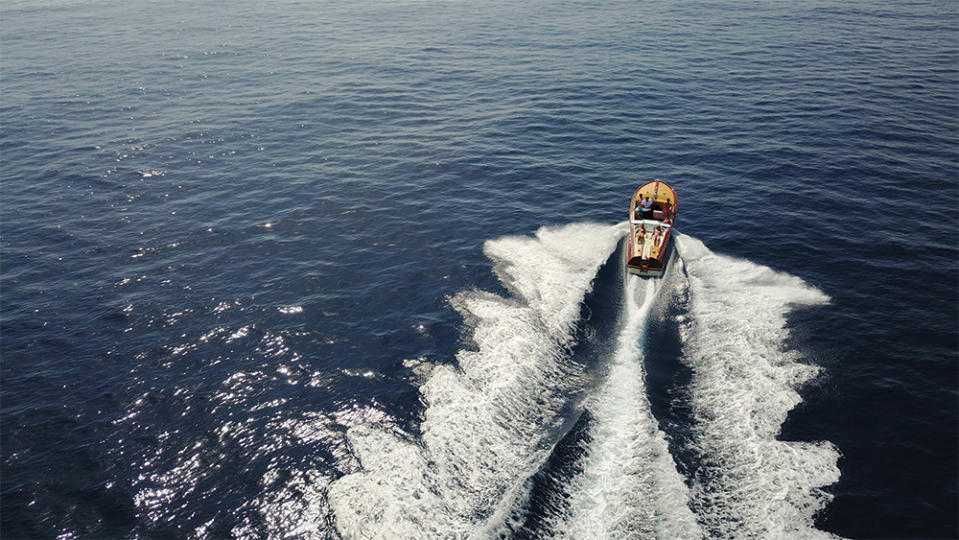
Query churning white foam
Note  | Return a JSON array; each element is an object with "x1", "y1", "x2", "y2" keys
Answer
[
  {"x1": 327, "y1": 222, "x2": 625, "y2": 539},
  {"x1": 674, "y1": 234, "x2": 842, "y2": 539},
  {"x1": 551, "y1": 276, "x2": 702, "y2": 539},
  {"x1": 327, "y1": 226, "x2": 840, "y2": 539}
]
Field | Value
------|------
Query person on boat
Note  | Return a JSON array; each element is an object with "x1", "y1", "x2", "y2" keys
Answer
[
  {"x1": 641, "y1": 228, "x2": 655, "y2": 259},
  {"x1": 640, "y1": 196, "x2": 654, "y2": 220},
  {"x1": 653, "y1": 226, "x2": 664, "y2": 247}
]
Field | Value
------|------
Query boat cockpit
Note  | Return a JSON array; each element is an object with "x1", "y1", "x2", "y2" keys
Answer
[{"x1": 631, "y1": 199, "x2": 675, "y2": 224}]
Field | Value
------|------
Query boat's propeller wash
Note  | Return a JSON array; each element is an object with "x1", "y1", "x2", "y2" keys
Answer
[{"x1": 324, "y1": 223, "x2": 841, "y2": 539}]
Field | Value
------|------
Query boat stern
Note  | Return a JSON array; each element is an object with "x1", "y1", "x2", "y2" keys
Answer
[{"x1": 626, "y1": 259, "x2": 665, "y2": 278}]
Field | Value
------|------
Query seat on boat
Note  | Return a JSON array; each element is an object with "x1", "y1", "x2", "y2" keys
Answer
[{"x1": 641, "y1": 231, "x2": 654, "y2": 259}]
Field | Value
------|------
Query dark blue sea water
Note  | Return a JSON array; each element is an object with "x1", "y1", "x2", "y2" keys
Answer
[{"x1": 2, "y1": 0, "x2": 957, "y2": 538}]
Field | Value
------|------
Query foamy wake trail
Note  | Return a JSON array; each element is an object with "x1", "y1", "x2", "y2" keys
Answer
[
  {"x1": 327, "y1": 222, "x2": 625, "y2": 539},
  {"x1": 674, "y1": 234, "x2": 843, "y2": 539},
  {"x1": 550, "y1": 276, "x2": 702, "y2": 539}
]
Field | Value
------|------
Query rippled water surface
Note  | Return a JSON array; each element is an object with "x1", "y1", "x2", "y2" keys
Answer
[{"x1": 2, "y1": 0, "x2": 957, "y2": 538}]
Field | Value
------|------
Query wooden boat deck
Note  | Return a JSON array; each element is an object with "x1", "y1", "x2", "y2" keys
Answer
[{"x1": 630, "y1": 222, "x2": 668, "y2": 261}]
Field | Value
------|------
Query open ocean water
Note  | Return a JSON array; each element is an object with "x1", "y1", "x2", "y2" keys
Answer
[{"x1": 2, "y1": 0, "x2": 957, "y2": 538}]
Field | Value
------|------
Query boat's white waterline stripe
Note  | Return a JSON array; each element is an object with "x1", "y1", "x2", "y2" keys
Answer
[
  {"x1": 674, "y1": 233, "x2": 843, "y2": 540},
  {"x1": 327, "y1": 222, "x2": 625, "y2": 539},
  {"x1": 547, "y1": 276, "x2": 702, "y2": 539}
]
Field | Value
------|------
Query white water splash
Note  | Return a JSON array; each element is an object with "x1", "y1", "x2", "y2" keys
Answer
[
  {"x1": 326, "y1": 226, "x2": 840, "y2": 539},
  {"x1": 674, "y1": 234, "x2": 842, "y2": 540},
  {"x1": 327, "y1": 222, "x2": 625, "y2": 539},
  {"x1": 552, "y1": 275, "x2": 702, "y2": 539}
]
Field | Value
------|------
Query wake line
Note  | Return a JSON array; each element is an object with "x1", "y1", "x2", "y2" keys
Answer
[
  {"x1": 327, "y1": 223, "x2": 625, "y2": 539},
  {"x1": 549, "y1": 275, "x2": 701, "y2": 539},
  {"x1": 674, "y1": 234, "x2": 843, "y2": 540}
]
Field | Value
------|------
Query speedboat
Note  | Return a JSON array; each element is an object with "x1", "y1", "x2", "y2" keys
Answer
[{"x1": 626, "y1": 180, "x2": 677, "y2": 277}]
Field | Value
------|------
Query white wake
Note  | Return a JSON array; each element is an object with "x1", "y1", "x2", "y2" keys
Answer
[
  {"x1": 674, "y1": 233, "x2": 842, "y2": 539},
  {"x1": 327, "y1": 222, "x2": 625, "y2": 539},
  {"x1": 549, "y1": 275, "x2": 702, "y2": 539},
  {"x1": 324, "y1": 225, "x2": 841, "y2": 540}
]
